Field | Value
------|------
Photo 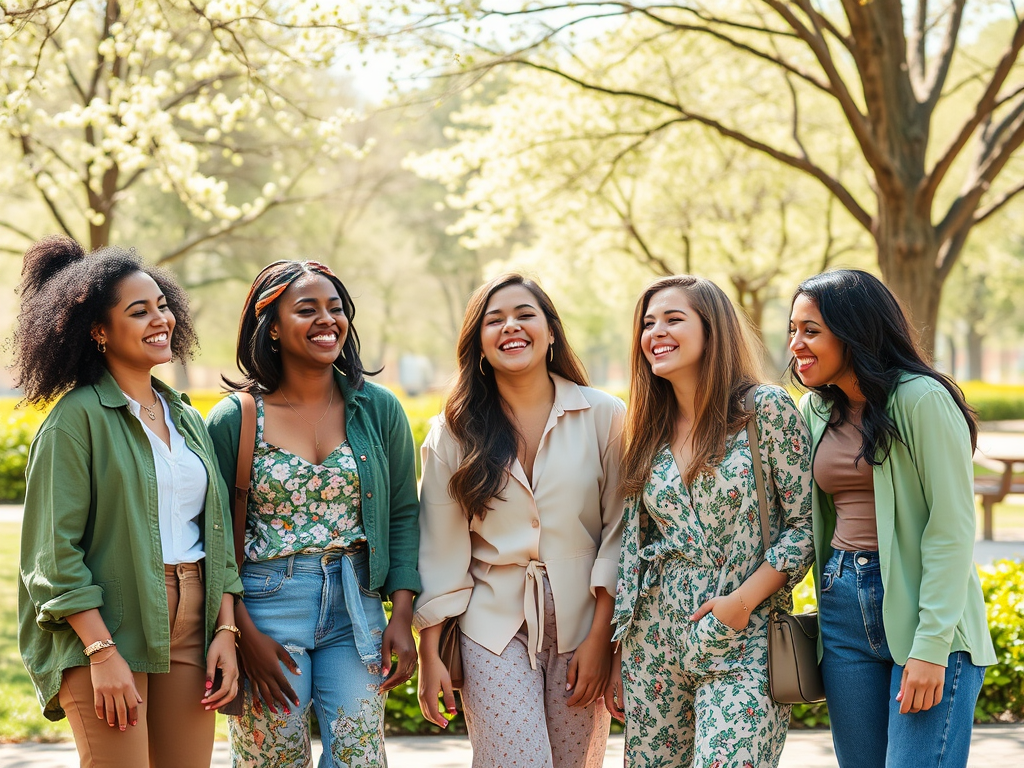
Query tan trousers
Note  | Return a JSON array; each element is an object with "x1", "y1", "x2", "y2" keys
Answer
[
  {"x1": 459, "y1": 573, "x2": 610, "y2": 768},
  {"x1": 59, "y1": 562, "x2": 215, "y2": 768}
]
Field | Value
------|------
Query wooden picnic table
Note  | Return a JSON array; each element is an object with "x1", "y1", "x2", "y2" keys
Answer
[{"x1": 973, "y1": 456, "x2": 1024, "y2": 541}]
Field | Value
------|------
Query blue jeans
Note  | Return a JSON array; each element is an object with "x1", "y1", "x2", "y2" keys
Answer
[
  {"x1": 228, "y1": 548, "x2": 388, "y2": 768},
  {"x1": 819, "y1": 549, "x2": 985, "y2": 768}
]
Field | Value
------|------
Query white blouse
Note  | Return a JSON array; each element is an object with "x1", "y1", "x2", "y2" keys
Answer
[
  {"x1": 124, "y1": 391, "x2": 207, "y2": 564},
  {"x1": 414, "y1": 375, "x2": 625, "y2": 664}
]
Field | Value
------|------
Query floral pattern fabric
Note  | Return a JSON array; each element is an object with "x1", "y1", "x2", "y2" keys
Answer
[
  {"x1": 245, "y1": 394, "x2": 365, "y2": 561},
  {"x1": 614, "y1": 386, "x2": 814, "y2": 767}
]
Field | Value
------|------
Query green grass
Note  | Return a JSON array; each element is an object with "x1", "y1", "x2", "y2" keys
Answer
[{"x1": 0, "y1": 523, "x2": 70, "y2": 742}]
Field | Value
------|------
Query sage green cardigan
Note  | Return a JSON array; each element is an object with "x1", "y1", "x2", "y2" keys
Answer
[
  {"x1": 800, "y1": 374, "x2": 995, "y2": 668},
  {"x1": 19, "y1": 370, "x2": 242, "y2": 721},
  {"x1": 205, "y1": 369, "x2": 421, "y2": 598}
]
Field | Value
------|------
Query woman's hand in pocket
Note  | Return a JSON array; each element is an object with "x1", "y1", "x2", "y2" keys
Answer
[{"x1": 691, "y1": 593, "x2": 750, "y2": 631}]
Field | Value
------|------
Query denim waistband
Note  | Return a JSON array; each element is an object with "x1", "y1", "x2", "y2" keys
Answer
[
  {"x1": 828, "y1": 548, "x2": 880, "y2": 576},
  {"x1": 247, "y1": 543, "x2": 368, "y2": 577}
]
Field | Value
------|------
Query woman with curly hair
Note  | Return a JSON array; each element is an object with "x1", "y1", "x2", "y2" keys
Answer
[
  {"x1": 612, "y1": 275, "x2": 814, "y2": 767},
  {"x1": 15, "y1": 235, "x2": 242, "y2": 768},
  {"x1": 415, "y1": 273, "x2": 624, "y2": 768},
  {"x1": 789, "y1": 269, "x2": 995, "y2": 768},
  {"x1": 206, "y1": 260, "x2": 420, "y2": 767}
]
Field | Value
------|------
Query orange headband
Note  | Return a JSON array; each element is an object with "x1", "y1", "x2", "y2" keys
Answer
[{"x1": 254, "y1": 261, "x2": 337, "y2": 317}]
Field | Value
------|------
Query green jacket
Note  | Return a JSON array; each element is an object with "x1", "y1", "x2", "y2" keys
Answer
[
  {"x1": 800, "y1": 374, "x2": 995, "y2": 668},
  {"x1": 205, "y1": 369, "x2": 421, "y2": 597},
  {"x1": 19, "y1": 371, "x2": 243, "y2": 721}
]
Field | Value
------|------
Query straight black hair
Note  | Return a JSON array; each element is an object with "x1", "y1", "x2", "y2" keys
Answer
[{"x1": 790, "y1": 269, "x2": 977, "y2": 464}]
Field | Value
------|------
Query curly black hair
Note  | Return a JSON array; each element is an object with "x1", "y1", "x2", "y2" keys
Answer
[{"x1": 12, "y1": 235, "x2": 198, "y2": 404}]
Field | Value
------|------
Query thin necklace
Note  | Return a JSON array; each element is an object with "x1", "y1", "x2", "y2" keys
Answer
[
  {"x1": 279, "y1": 385, "x2": 335, "y2": 453},
  {"x1": 124, "y1": 389, "x2": 160, "y2": 421}
]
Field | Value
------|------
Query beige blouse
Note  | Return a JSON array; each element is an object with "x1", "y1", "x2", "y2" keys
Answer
[{"x1": 414, "y1": 375, "x2": 625, "y2": 665}]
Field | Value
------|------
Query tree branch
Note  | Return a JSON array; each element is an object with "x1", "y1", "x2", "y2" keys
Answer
[
  {"x1": 973, "y1": 179, "x2": 1024, "y2": 225},
  {"x1": 509, "y1": 58, "x2": 873, "y2": 230},
  {"x1": 761, "y1": 0, "x2": 888, "y2": 176},
  {"x1": 922, "y1": 17, "x2": 1024, "y2": 208},
  {"x1": 921, "y1": 0, "x2": 966, "y2": 112}
]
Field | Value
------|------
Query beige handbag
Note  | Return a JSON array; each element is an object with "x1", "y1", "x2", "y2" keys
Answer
[
  {"x1": 745, "y1": 387, "x2": 825, "y2": 704},
  {"x1": 438, "y1": 616, "x2": 464, "y2": 690}
]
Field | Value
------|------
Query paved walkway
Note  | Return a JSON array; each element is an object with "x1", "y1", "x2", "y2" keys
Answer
[{"x1": 1, "y1": 725, "x2": 1023, "y2": 767}]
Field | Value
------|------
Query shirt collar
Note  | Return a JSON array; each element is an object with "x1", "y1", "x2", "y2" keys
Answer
[
  {"x1": 551, "y1": 373, "x2": 591, "y2": 416},
  {"x1": 94, "y1": 367, "x2": 186, "y2": 414}
]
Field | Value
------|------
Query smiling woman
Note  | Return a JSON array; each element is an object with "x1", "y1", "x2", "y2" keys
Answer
[
  {"x1": 415, "y1": 273, "x2": 624, "y2": 768},
  {"x1": 205, "y1": 260, "x2": 421, "y2": 768},
  {"x1": 13, "y1": 235, "x2": 242, "y2": 768}
]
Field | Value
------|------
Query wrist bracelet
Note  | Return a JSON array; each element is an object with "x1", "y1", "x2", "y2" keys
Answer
[
  {"x1": 735, "y1": 593, "x2": 750, "y2": 614},
  {"x1": 83, "y1": 638, "x2": 116, "y2": 657},
  {"x1": 89, "y1": 646, "x2": 117, "y2": 665},
  {"x1": 215, "y1": 624, "x2": 241, "y2": 639}
]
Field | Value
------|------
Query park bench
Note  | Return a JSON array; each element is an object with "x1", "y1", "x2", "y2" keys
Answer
[{"x1": 973, "y1": 459, "x2": 1024, "y2": 540}]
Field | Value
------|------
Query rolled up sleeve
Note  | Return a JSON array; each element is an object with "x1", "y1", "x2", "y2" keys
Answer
[{"x1": 21, "y1": 427, "x2": 103, "y2": 630}]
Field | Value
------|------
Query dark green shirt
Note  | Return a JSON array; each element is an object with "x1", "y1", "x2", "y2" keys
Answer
[
  {"x1": 205, "y1": 369, "x2": 421, "y2": 597},
  {"x1": 19, "y1": 370, "x2": 242, "y2": 721}
]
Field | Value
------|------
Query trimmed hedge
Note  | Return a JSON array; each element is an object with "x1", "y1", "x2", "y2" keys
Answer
[{"x1": 962, "y1": 382, "x2": 1024, "y2": 422}]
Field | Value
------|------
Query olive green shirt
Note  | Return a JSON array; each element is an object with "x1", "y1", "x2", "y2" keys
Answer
[
  {"x1": 205, "y1": 369, "x2": 421, "y2": 597},
  {"x1": 801, "y1": 374, "x2": 996, "y2": 668},
  {"x1": 19, "y1": 371, "x2": 242, "y2": 721}
]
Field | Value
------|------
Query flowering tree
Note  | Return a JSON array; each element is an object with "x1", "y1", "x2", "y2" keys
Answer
[
  {"x1": 0, "y1": 0, "x2": 364, "y2": 260},
  {"x1": 398, "y1": 0, "x2": 1024, "y2": 352}
]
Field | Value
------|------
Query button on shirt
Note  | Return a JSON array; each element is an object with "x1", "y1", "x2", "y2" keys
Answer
[
  {"x1": 414, "y1": 375, "x2": 625, "y2": 662},
  {"x1": 124, "y1": 391, "x2": 207, "y2": 564}
]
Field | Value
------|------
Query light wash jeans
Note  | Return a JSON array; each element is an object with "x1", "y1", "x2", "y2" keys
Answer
[
  {"x1": 228, "y1": 548, "x2": 388, "y2": 768},
  {"x1": 819, "y1": 549, "x2": 985, "y2": 768}
]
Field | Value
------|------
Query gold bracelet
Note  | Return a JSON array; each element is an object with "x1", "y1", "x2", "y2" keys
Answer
[
  {"x1": 83, "y1": 638, "x2": 116, "y2": 657},
  {"x1": 215, "y1": 624, "x2": 241, "y2": 639},
  {"x1": 89, "y1": 646, "x2": 118, "y2": 665},
  {"x1": 735, "y1": 593, "x2": 750, "y2": 614}
]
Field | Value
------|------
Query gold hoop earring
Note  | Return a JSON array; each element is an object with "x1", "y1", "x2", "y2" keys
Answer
[
  {"x1": 270, "y1": 333, "x2": 279, "y2": 353},
  {"x1": 478, "y1": 356, "x2": 487, "y2": 376},
  {"x1": 548, "y1": 344, "x2": 554, "y2": 363},
  {"x1": 96, "y1": 338, "x2": 106, "y2": 354}
]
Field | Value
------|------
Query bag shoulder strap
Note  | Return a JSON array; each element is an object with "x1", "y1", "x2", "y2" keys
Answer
[
  {"x1": 744, "y1": 386, "x2": 771, "y2": 556},
  {"x1": 233, "y1": 392, "x2": 257, "y2": 569}
]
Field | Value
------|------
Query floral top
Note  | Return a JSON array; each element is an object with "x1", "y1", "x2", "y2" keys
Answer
[
  {"x1": 613, "y1": 385, "x2": 814, "y2": 640},
  {"x1": 245, "y1": 395, "x2": 365, "y2": 562}
]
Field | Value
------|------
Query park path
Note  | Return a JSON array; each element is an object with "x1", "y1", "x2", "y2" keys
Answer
[{"x1": 2, "y1": 726, "x2": 1024, "y2": 767}]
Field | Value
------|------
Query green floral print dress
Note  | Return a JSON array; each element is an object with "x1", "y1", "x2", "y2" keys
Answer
[{"x1": 613, "y1": 386, "x2": 814, "y2": 768}]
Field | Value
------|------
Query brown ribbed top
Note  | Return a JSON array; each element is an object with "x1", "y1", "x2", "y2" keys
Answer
[{"x1": 813, "y1": 405, "x2": 878, "y2": 552}]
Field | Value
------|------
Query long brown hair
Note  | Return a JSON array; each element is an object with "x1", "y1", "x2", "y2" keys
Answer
[
  {"x1": 620, "y1": 275, "x2": 767, "y2": 496},
  {"x1": 445, "y1": 273, "x2": 588, "y2": 519}
]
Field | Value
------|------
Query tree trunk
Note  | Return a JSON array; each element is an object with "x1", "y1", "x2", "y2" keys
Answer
[
  {"x1": 966, "y1": 325, "x2": 984, "y2": 381},
  {"x1": 874, "y1": 197, "x2": 942, "y2": 358}
]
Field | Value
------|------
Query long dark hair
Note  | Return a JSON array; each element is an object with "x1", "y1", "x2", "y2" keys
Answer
[
  {"x1": 789, "y1": 269, "x2": 977, "y2": 463},
  {"x1": 13, "y1": 235, "x2": 196, "y2": 405},
  {"x1": 445, "y1": 273, "x2": 588, "y2": 519},
  {"x1": 619, "y1": 275, "x2": 766, "y2": 496},
  {"x1": 223, "y1": 260, "x2": 373, "y2": 393}
]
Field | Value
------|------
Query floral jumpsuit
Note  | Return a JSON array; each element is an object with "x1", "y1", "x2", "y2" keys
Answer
[{"x1": 613, "y1": 386, "x2": 814, "y2": 768}]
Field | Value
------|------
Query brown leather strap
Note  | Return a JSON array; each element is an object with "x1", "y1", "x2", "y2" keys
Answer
[
  {"x1": 233, "y1": 392, "x2": 257, "y2": 569},
  {"x1": 744, "y1": 386, "x2": 772, "y2": 557}
]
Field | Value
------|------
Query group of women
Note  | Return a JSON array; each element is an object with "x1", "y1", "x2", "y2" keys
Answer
[{"x1": 15, "y1": 234, "x2": 994, "y2": 768}]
